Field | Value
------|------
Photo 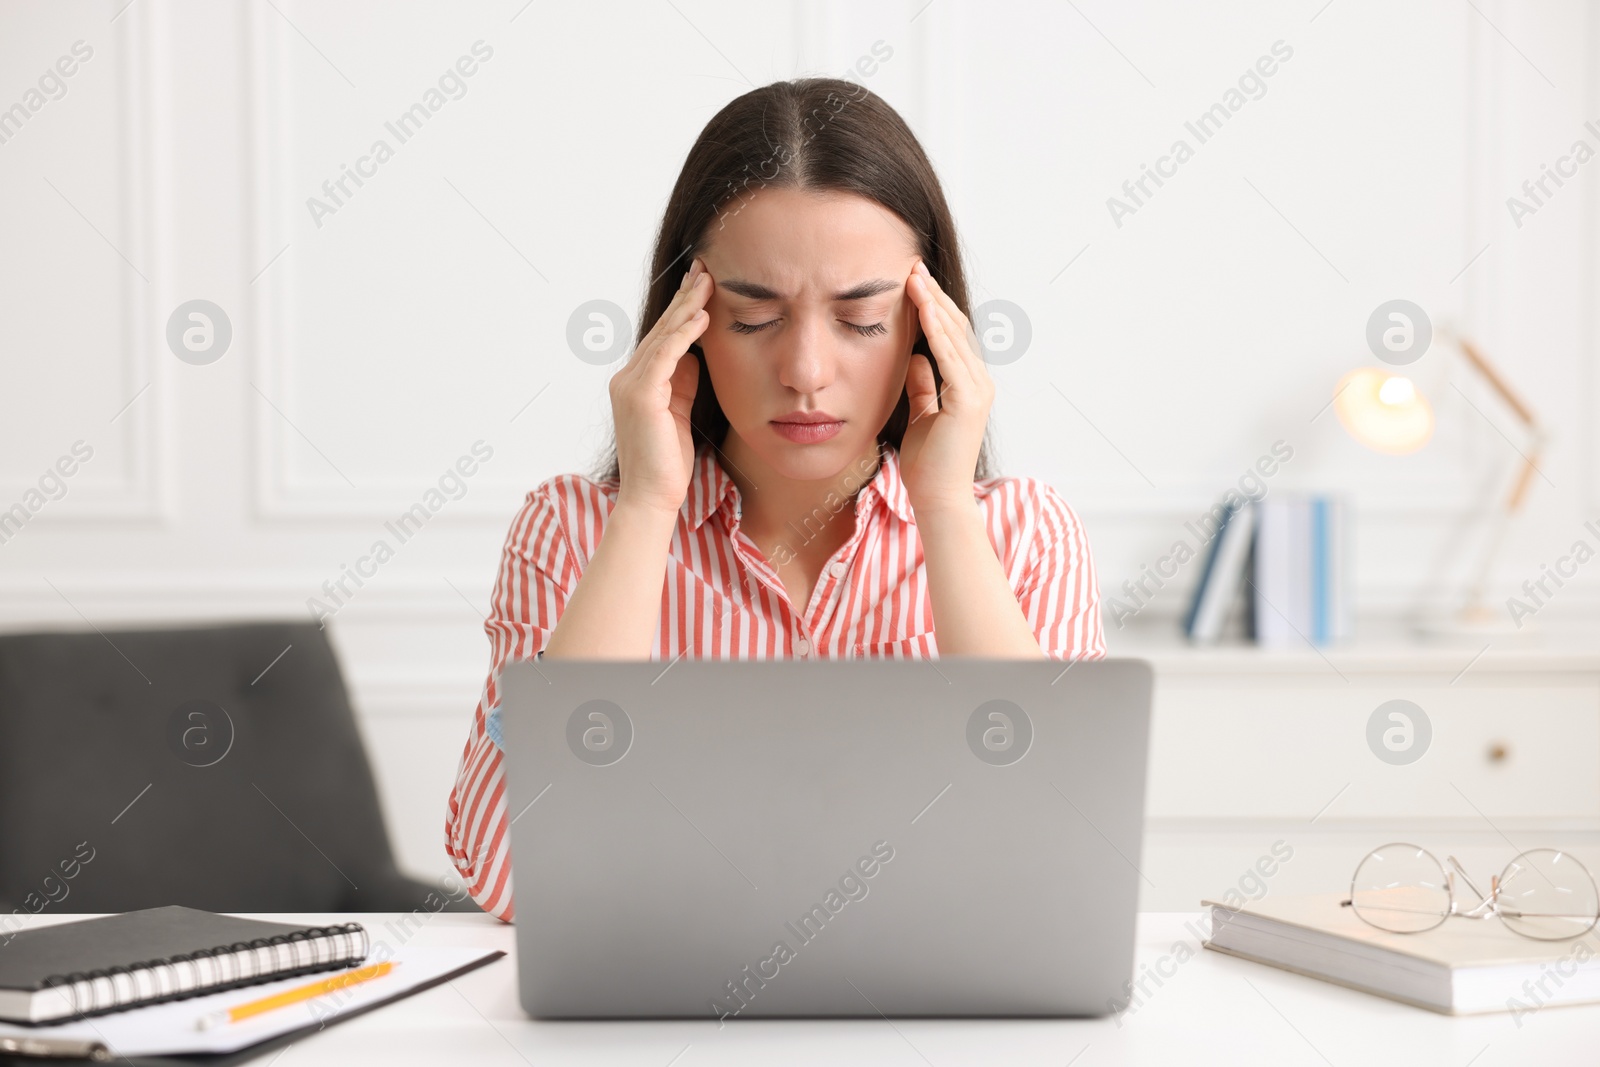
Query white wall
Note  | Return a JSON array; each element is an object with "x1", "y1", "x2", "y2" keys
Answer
[{"x1": 1, "y1": 0, "x2": 1595, "y2": 878}]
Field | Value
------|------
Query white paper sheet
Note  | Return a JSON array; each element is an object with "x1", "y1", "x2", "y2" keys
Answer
[{"x1": 0, "y1": 946, "x2": 503, "y2": 1056}]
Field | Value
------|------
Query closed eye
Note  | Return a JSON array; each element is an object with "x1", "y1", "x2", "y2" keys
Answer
[{"x1": 729, "y1": 319, "x2": 887, "y2": 337}]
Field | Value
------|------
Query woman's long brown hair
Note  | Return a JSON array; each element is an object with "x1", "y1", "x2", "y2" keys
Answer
[{"x1": 592, "y1": 76, "x2": 994, "y2": 484}]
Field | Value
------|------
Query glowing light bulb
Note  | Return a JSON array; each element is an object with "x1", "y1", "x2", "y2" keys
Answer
[
  {"x1": 1334, "y1": 368, "x2": 1434, "y2": 454},
  {"x1": 1378, "y1": 376, "x2": 1415, "y2": 406}
]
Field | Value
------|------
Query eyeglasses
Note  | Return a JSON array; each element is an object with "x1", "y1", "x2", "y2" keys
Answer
[{"x1": 1340, "y1": 842, "x2": 1600, "y2": 941}]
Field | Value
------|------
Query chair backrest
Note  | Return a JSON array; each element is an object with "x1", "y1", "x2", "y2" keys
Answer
[{"x1": 0, "y1": 621, "x2": 427, "y2": 914}]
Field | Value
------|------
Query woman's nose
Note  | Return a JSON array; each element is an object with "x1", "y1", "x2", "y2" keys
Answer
[{"x1": 775, "y1": 314, "x2": 836, "y2": 393}]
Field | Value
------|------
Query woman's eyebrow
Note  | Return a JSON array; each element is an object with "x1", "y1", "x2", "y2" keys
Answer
[{"x1": 718, "y1": 278, "x2": 901, "y2": 301}]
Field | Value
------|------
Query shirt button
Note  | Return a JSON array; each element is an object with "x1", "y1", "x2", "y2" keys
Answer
[
  {"x1": 828, "y1": 561, "x2": 846, "y2": 579},
  {"x1": 796, "y1": 637, "x2": 811, "y2": 657}
]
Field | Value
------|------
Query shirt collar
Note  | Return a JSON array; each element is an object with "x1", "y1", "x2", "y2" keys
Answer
[{"x1": 681, "y1": 442, "x2": 915, "y2": 531}]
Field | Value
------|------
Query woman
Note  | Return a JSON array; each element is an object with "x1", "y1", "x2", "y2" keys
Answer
[{"x1": 447, "y1": 77, "x2": 1104, "y2": 920}]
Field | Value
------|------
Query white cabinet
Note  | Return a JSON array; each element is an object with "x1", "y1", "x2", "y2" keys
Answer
[{"x1": 1128, "y1": 640, "x2": 1600, "y2": 911}]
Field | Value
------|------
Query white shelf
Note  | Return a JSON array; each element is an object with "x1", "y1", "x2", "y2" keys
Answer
[{"x1": 1112, "y1": 617, "x2": 1600, "y2": 676}]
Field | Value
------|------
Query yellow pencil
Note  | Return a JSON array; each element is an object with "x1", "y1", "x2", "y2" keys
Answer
[{"x1": 195, "y1": 961, "x2": 398, "y2": 1030}]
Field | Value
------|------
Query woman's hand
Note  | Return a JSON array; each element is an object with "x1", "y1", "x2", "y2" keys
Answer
[
  {"x1": 609, "y1": 257, "x2": 712, "y2": 516},
  {"x1": 899, "y1": 259, "x2": 994, "y2": 516}
]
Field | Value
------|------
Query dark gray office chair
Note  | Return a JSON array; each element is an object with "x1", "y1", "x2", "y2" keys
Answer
[{"x1": 0, "y1": 621, "x2": 477, "y2": 914}]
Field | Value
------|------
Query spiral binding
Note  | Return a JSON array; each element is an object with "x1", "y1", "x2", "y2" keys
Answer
[{"x1": 38, "y1": 922, "x2": 369, "y2": 1021}]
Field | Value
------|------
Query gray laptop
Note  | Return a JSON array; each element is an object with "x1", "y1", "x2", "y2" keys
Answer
[{"x1": 498, "y1": 657, "x2": 1152, "y2": 1019}]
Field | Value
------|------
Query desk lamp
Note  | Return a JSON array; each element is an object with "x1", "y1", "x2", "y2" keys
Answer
[{"x1": 1333, "y1": 327, "x2": 1546, "y2": 637}]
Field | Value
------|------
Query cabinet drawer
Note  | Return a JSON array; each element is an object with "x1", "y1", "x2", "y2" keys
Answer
[{"x1": 1145, "y1": 678, "x2": 1600, "y2": 820}]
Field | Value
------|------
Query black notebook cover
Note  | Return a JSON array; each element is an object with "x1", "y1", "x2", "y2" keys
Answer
[{"x1": 0, "y1": 907, "x2": 364, "y2": 1022}]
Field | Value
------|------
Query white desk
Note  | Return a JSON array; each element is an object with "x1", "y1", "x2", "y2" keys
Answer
[{"x1": 24, "y1": 911, "x2": 1597, "y2": 1066}]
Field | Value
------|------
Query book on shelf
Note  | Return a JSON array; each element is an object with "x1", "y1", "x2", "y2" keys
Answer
[
  {"x1": 1183, "y1": 499, "x2": 1255, "y2": 644},
  {"x1": 1182, "y1": 493, "x2": 1349, "y2": 647}
]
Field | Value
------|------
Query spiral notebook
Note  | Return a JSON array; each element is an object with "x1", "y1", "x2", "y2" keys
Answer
[{"x1": 0, "y1": 907, "x2": 370, "y2": 1024}]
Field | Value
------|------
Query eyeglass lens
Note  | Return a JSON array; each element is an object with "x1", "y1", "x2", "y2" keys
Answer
[
  {"x1": 1496, "y1": 849, "x2": 1600, "y2": 941},
  {"x1": 1349, "y1": 843, "x2": 1452, "y2": 934}
]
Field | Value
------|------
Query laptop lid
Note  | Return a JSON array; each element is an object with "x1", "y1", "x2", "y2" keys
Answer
[{"x1": 499, "y1": 657, "x2": 1152, "y2": 1019}]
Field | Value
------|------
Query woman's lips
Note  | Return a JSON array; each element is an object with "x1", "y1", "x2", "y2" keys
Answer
[{"x1": 771, "y1": 419, "x2": 844, "y2": 443}]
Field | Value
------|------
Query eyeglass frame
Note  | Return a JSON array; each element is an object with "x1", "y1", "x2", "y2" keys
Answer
[{"x1": 1338, "y1": 841, "x2": 1600, "y2": 941}]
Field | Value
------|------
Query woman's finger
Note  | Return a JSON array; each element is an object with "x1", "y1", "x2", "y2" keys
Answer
[
  {"x1": 642, "y1": 306, "x2": 709, "y2": 386},
  {"x1": 626, "y1": 260, "x2": 710, "y2": 374},
  {"x1": 904, "y1": 349, "x2": 939, "y2": 425},
  {"x1": 913, "y1": 262, "x2": 972, "y2": 334},
  {"x1": 910, "y1": 273, "x2": 972, "y2": 397},
  {"x1": 914, "y1": 262, "x2": 986, "y2": 375}
]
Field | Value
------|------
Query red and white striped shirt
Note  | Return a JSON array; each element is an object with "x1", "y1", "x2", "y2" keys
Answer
[{"x1": 445, "y1": 442, "x2": 1105, "y2": 920}]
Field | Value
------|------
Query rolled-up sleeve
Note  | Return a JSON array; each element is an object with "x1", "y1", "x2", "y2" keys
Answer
[{"x1": 1015, "y1": 484, "x2": 1106, "y2": 661}]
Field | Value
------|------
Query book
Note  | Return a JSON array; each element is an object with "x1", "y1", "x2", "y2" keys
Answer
[
  {"x1": 1308, "y1": 495, "x2": 1350, "y2": 643},
  {"x1": 1250, "y1": 496, "x2": 1349, "y2": 648},
  {"x1": 0, "y1": 907, "x2": 369, "y2": 1024},
  {"x1": 1184, "y1": 500, "x2": 1256, "y2": 644},
  {"x1": 1202, "y1": 892, "x2": 1600, "y2": 1015},
  {"x1": 1182, "y1": 503, "x2": 1230, "y2": 639},
  {"x1": 1252, "y1": 497, "x2": 1296, "y2": 647}
]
